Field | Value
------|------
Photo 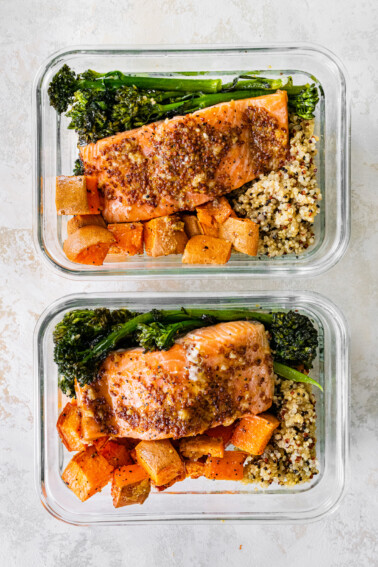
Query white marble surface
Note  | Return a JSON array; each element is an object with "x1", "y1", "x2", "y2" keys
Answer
[{"x1": 0, "y1": 0, "x2": 377, "y2": 565}]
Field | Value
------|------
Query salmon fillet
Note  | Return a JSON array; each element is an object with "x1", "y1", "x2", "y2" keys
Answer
[
  {"x1": 75, "y1": 321, "x2": 275, "y2": 441},
  {"x1": 80, "y1": 92, "x2": 288, "y2": 223}
]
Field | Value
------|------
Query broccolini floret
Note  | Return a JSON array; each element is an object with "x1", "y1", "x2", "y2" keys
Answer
[
  {"x1": 53, "y1": 308, "x2": 135, "y2": 396},
  {"x1": 47, "y1": 64, "x2": 78, "y2": 114},
  {"x1": 270, "y1": 310, "x2": 318, "y2": 369}
]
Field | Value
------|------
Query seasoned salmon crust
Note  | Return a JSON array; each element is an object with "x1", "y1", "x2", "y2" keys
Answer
[
  {"x1": 80, "y1": 92, "x2": 288, "y2": 222},
  {"x1": 75, "y1": 321, "x2": 275, "y2": 441}
]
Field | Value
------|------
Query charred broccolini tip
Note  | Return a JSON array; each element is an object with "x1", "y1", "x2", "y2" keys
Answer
[
  {"x1": 287, "y1": 83, "x2": 319, "y2": 120},
  {"x1": 47, "y1": 64, "x2": 78, "y2": 114},
  {"x1": 53, "y1": 308, "x2": 136, "y2": 396},
  {"x1": 270, "y1": 310, "x2": 318, "y2": 370}
]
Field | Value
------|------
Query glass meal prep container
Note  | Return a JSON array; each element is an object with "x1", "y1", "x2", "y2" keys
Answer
[
  {"x1": 33, "y1": 44, "x2": 350, "y2": 279},
  {"x1": 34, "y1": 290, "x2": 349, "y2": 525}
]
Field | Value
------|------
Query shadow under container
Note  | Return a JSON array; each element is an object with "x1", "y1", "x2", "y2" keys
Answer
[{"x1": 35, "y1": 290, "x2": 349, "y2": 525}]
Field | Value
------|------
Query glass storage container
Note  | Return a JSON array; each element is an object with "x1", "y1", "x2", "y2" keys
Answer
[
  {"x1": 33, "y1": 44, "x2": 350, "y2": 279},
  {"x1": 34, "y1": 290, "x2": 349, "y2": 524}
]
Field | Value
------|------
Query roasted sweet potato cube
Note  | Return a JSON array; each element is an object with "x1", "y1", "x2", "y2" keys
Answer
[
  {"x1": 196, "y1": 197, "x2": 233, "y2": 226},
  {"x1": 153, "y1": 468, "x2": 186, "y2": 491},
  {"x1": 230, "y1": 413, "x2": 280, "y2": 455},
  {"x1": 204, "y1": 451, "x2": 247, "y2": 481},
  {"x1": 61, "y1": 446, "x2": 113, "y2": 501},
  {"x1": 204, "y1": 424, "x2": 235, "y2": 448},
  {"x1": 98, "y1": 440, "x2": 133, "y2": 468},
  {"x1": 63, "y1": 225, "x2": 115, "y2": 265},
  {"x1": 144, "y1": 215, "x2": 188, "y2": 257},
  {"x1": 111, "y1": 464, "x2": 151, "y2": 508},
  {"x1": 56, "y1": 402, "x2": 86, "y2": 452},
  {"x1": 56, "y1": 176, "x2": 90, "y2": 215},
  {"x1": 182, "y1": 235, "x2": 232, "y2": 265},
  {"x1": 135, "y1": 439, "x2": 185, "y2": 486},
  {"x1": 182, "y1": 215, "x2": 201, "y2": 238},
  {"x1": 93, "y1": 437, "x2": 110, "y2": 451},
  {"x1": 85, "y1": 176, "x2": 102, "y2": 214},
  {"x1": 107, "y1": 222, "x2": 144, "y2": 256},
  {"x1": 114, "y1": 437, "x2": 139, "y2": 450},
  {"x1": 199, "y1": 221, "x2": 219, "y2": 238},
  {"x1": 185, "y1": 460, "x2": 206, "y2": 479},
  {"x1": 179, "y1": 435, "x2": 224, "y2": 460},
  {"x1": 67, "y1": 214, "x2": 106, "y2": 235},
  {"x1": 219, "y1": 217, "x2": 259, "y2": 256}
]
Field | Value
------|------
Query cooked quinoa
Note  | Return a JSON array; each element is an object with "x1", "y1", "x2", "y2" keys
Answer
[
  {"x1": 243, "y1": 377, "x2": 318, "y2": 487},
  {"x1": 233, "y1": 114, "x2": 322, "y2": 257}
]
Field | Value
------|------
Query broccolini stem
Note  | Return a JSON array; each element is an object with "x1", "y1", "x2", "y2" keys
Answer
[
  {"x1": 154, "y1": 319, "x2": 209, "y2": 348},
  {"x1": 222, "y1": 76, "x2": 291, "y2": 91},
  {"x1": 273, "y1": 361, "x2": 323, "y2": 391},
  {"x1": 167, "y1": 308, "x2": 273, "y2": 325},
  {"x1": 78, "y1": 74, "x2": 223, "y2": 93},
  {"x1": 163, "y1": 88, "x2": 315, "y2": 117}
]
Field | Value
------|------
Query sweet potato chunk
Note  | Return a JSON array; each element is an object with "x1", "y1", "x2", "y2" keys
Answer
[
  {"x1": 144, "y1": 215, "x2": 188, "y2": 257},
  {"x1": 67, "y1": 214, "x2": 106, "y2": 235},
  {"x1": 182, "y1": 215, "x2": 201, "y2": 238},
  {"x1": 182, "y1": 235, "x2": 232, "y2": 265},
  {"x1": 56, "y1": 176, "x2": 90, "y2": 215},
  {"x1": 153, "y1": 469, "x2": 186, "y2": 491},
  {"x1": 56, "y1": 401, "x2": 86, "y2": 452},
  {"x1": 196, "y1": 197, "x2": 233, "y2": 226},
  {"x1": 231, "y1": 413, "x2": 280, "y2": 455},
  {"x1": 185, "y1": 460, "x2": 206, "y2": 479},
  {"x1": 199, "y1": 221, "x2": 219, "y2": 238},
  {"x1": 135, "y1": 439, "x2": 185, "y2": 486},
  {"x1": 204, "y1": 451, "x2": 247, "y2": 481},
  {"x1": 179, "y1": 435, "x2": 224, "y2": 460},
  {"x1": 98, "y1": 440, "x2": 133, "y2": 468},
  {"x1": 61, "y1": 446, "x2": 113, "y2": 501},
  {"x1": 63, "y1": 225, "x2": 115, "y2": 265},
  {"x1": 93, "y1": 437, "x2": 110, "y2": 451},
  {"x1": 85, "y1": 176, "x2": 102, "y2": 214},
  {"x1": 205, "y1": 424, "x2": 235, "y2": 448},
  {"x1": 111, "y1": 464, "x2": 151, "y2": 508},
  {"x1": 219, "y1": 217, "x2": 259, "y2": 256},
  {"x1": 56, "y1": 175, "x2": 102, "y2": 215},
  {"x1": 107, "y1": 223, "x2": 144, "y2": 256}
]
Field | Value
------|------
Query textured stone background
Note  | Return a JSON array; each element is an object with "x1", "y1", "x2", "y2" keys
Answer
[{"x1": 0, "y1": 0, "x2": 377, "y2": 565}]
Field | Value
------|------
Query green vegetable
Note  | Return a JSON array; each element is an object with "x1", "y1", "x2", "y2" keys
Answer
[
  {"x1": 270, "y1": 310, "x2": 318, "y2": 370},
  {"x1": 53, "y1": 308, "x2": 136, "y2": 396},
  {"x1": 221, "y1": 74, "x2": 293, "y2": 92},
  {"x1": 53, "y1": 307, "x2": 321, "y2": 396},
  {"x1": 47, "y1": 64, "x2": 77, "y2": 113},
  {"x1": 73, "y1": 157, "x2": 84, "y2": 176},
  {"x1": 288, "y1": 83, "x2": 319, "y2": 120},
  {"x1": 273, "y1": 362, "x2": 323, "y2": 392},
  {"x1": 47, "y1": 65, "x2": 222, "y2": 115},
  {"x1": 136, "y1": 319, "x2": 209, "y2": 351},
  {"x1": 48, "y1": 65, "x2": 320, "y2": 144}
]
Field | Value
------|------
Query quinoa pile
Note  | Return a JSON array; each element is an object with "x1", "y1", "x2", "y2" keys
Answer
[
  {"x1": 243, "y1": 376, "x2": 318, "y2": 487},
  {"x1": 233, "y1": 114, "x2": 322, "y2": 257}
]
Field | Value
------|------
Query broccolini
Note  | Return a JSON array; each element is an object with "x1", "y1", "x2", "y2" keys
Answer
[
  {"x1": 53, "y1": 307, "x2": 321, "y2": 397},
  {"x1": 48, "y1": 64, "x2": 320, "y2": 147}
]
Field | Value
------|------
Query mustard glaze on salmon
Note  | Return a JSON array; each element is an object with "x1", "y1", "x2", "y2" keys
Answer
[
  {"x1": 75, "y1": 321, "x2": 275, "y2": 441},
  {"x1": 80, "y1": 92, "x2": 289, "y2": 222}
]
